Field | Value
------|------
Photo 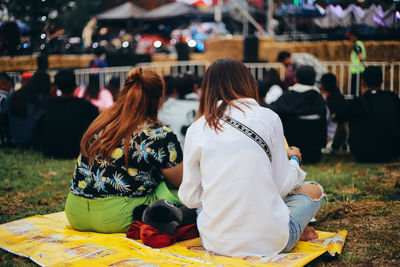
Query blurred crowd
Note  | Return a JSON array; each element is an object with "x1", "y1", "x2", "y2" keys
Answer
[
  {"x1": 0, "y1": 51, "x2": 399, "y2": 164},
  {"x1": 0, "y1": 17, "x2": 224, "y2": 57}
]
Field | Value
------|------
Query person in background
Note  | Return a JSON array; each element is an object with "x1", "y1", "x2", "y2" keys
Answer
[
  {"x1": 106, "y1": 77, "x2": 121, "y2": 101},
  {"x1": 264, "y1": 68, "x2": 287, "y2": 104},
  {"x1": 334, "y1": 66, "x2": 400, "y2": 162},
  {"x1": 193, "y1": 75, "x2": 203, "y2": 95},
  {"x1": 277, "y1": 51, "x2": 295, "y2": 88},
  {"x1": 65, "y1": 68, "x2": 183, "y2": 233},
  {"x1": 320, "y1": 73, "x2": 347, "y2": 152},
  {"x1": 0, "y1": 72, "x2": 13, "y2": 146},
  {"x1": 88, "y1": 47, "x2": 108, "y2": 69},
  {"x1": 43, "y1": 70, "x2": 98, "y2": 159},
  {"x1": 158, "y1": 73, "x2": 199, "y2": 148},
  {"x1": 163, "y1": 75, "x2": 176, "y2": 100},
  {"x1": 78, "y1": 73, "x2": 114, "y2": 112},
  {"x1": 82, "y1": 18, "x2": 98, "y2": 49},
  {"x1": 13, "y1": 71, "x2": 33, "y2": 91},
  {"x1": 0, "y1": 72, "x2": 13, "y2": 93},
  {"x1": 0, "y1": 72, "x2": 13, "y2": 106},
  {"x1": 270, "y1": 66, "x2": 327, "y2": 163},
  {"x1": 257, "y1": 80, "x2": 268, "y2": 108},
  {"x1": 8, "y1": 71, "x2": 50, "y2": 147},
  {"x1": 179, "y1": 59, "x2": 323, "y2": 257},
  {"x1": 0, "y1": 21, "x2": 20, "y2": 56},
  {"x1": 45, "y1": 21, "x2": 65, "y2": 54},
  {"x1": 345, "y1": 29, "x2": 366, "y2": 97},
  {"x1": 175, "y1": 35, "x2": 189, "y2": 61},
  {"x1": 20, "y1": 72, "x2": 33, "y2": 86}
]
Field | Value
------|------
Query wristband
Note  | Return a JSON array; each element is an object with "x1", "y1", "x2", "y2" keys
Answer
[
  {"x1": 290, "y1": 156, "x2": 301, "y2": 165},
  {"x1": 290, "y1": 154, "x2": 301, "y2": 162}
]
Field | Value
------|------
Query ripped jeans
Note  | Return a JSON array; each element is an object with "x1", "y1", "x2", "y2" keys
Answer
[{"x1": 281, "y1": 181, "x2": 324, "y2": 253}]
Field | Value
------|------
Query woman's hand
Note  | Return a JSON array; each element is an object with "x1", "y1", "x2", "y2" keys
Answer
[{"x1": 287, "y1": 146, "x2": 302, "y2": 162}]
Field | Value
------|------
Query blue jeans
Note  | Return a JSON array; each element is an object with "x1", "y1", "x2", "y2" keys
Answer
[{"x1": 281, "y1": 181, "x2": 324, "y2": 253}]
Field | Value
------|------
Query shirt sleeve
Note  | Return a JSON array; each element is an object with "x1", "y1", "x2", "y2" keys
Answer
[
  {"x1": 152, "y1": 130, "x2": 183, "y2": 169},
  {"x1": 265, "y1": 85, "x2": 283, "y2": 104},
  {"x1": 178, "y1": 125, "x2": 203, "y2": 209},
  {"x1": 271, "y1": 115, "x2": 306, "y2": 197}
]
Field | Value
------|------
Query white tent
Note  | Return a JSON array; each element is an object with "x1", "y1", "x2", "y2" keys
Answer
[
  {"x1": 142, "y1": 2, "x2": 200, "y2": 20},
  {"x1": 313, "y1": 4, "x2": 397, "y2": 29},
  {"x1": 96, "y1": 2, "x2": 145, "y2": 20}
]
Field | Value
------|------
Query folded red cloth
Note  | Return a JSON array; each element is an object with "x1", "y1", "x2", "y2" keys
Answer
[
  {"x1": 126, "y1": 220, "x2": 144, "y2": 240},
  {"x1": 174, "y1": 223, "x2": 199, "y2": 242},
  {"x1": 140, "y1": 224, "x2": 172, "y2": 248},
  {"x1": 126, "y1": 221, "x2": 199, "y2": 248}
]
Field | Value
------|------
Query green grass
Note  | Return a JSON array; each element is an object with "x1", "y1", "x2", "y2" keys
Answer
[{"x1": 0, "y1": 148, "x2": 399, "y2": 266}]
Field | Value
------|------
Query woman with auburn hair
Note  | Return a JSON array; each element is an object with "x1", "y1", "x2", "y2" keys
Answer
[
  {"x1": 65, "y1": 68, "x2": 183, "y2": 233},
  {"x1": 178, "y1": 59, "x2": 324, "y2": 256}
]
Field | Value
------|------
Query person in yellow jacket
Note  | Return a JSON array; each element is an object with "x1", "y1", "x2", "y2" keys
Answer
[{"x1": 346, "y1": 29, "x2": 366, "y2": 97}]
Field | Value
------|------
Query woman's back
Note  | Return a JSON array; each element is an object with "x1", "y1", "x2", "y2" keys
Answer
[
  {"x1": 65, "y1": 67, "x2": 184, "y2": 233},
  {"x1": 179, "y1": 59, "x2": 307, "y2": 256},
  {"x1": 71, "y1": 123, "x2": 181, "y2": 199},
  {"x1": 180, "y1": 98, "x2": 307, "y2": 256}
]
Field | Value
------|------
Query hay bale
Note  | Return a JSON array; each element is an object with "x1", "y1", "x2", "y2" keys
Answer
[
  {"x1": 49, "y1": 54, "x2": 93, "y2": 69},
  {"x1": 202, "y1": 37, "x2": 244, "y2": 62},
  {"x1": 152, "y1": 54, "x2": 177, "y2": 62},
  {"x1": 259, "y1": 42, "x2": 293, "y2": 62},
  {"x1": 0, "y1": 56, "x2": 37, "y2": 71}
]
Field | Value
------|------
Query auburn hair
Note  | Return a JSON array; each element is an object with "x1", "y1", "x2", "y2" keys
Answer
[
  {"x1": 80, "y1": 68, "x2": 165, "y2": 167},
  {"x1": 198, "y1": 58, "x2": 259, "y2": 131}
]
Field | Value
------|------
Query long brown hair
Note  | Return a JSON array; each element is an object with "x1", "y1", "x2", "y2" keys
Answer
[
  {"x1": 80, "y1": 68, "x2": 165, "y2": 166},
  {"x1": 198, "y1": 58, "x2": 259, "y2": 131},
  {"x1": 84, "y1": 74, "x2": 100, "y2": 100}
]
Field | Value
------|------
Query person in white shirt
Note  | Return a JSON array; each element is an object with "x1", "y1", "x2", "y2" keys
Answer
[
  {"x1": 264, "y1": 68, "x2": 287, "y2": 104},
  {"x1": 158, "y1": 73, "x2": 199, "y2": 148},
  {"x1": 178, "y1": 59, "x2": 323, "y2": 257}
]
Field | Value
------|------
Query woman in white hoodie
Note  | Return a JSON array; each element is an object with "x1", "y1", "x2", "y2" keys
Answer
[{"x1": 178, "y1": 59, "x2": 323, "y2": 257}]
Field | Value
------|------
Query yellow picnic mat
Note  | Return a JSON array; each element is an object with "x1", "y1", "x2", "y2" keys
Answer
[{"x1": 0, "y1": 212, "x2": 347, "y2": 267}]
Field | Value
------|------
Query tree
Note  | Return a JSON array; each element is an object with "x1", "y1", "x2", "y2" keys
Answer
[{"x1": 3, "y1": 0, "x2": 123, "y2": 51}]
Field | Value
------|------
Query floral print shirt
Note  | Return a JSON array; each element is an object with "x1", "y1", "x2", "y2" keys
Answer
[{"x1": 69, "y1": 123, "x2": 183, "y2": 199}]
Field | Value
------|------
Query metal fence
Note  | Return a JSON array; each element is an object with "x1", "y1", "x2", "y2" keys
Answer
[
  {"x1": 244, "y1": 62, "x2": 286, "y2": 81},
  {"x1": 7, "y1": 72, "x2": 22, "y2": 86},
  {"x1": 323, "y1": 61, "x2": 400, "y2": 98},
  {"x1": 135, "y1": 60, "x2": 211, "y2": 78},
  {"x1": 6, "y1": 61, "x2": 400, "y2": 98},
  {"x1": 74, "y1": 66, "x2": 133, "y2": 88},
  {"x1": 245, "y1": 61, "x2": 400, "y2": 98},
  {"x1": 134, "y1": 61, "x2": 400, "y2": 97}
]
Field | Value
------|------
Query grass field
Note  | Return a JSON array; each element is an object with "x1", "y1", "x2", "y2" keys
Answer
[{"x1": 0, "y1": 147, "x2": 399, "y2": 266}]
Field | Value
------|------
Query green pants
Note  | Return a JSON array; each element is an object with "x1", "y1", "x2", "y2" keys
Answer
[{"x1": 65, "y1": 182, "x2": 181, "y2": 233}]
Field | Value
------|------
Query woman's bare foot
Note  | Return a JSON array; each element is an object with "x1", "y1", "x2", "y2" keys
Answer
[{"x1": 299, "y1": 226, "x2": 318, "y2": 241}]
